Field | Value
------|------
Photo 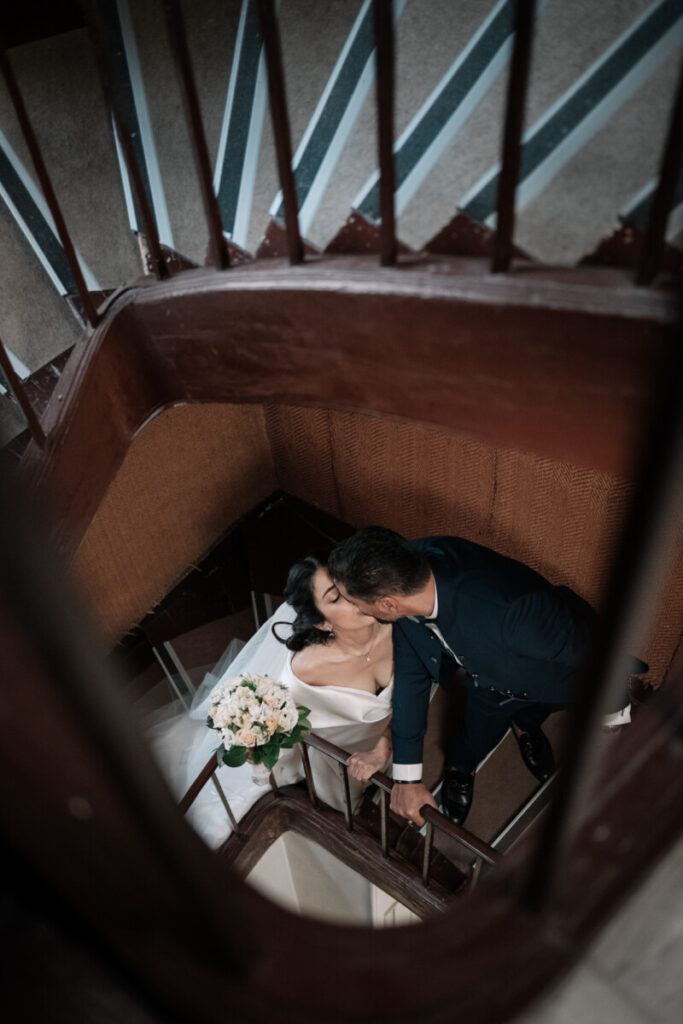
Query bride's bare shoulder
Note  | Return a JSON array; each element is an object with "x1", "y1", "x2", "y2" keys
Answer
[{"x1": 290, "y1": 643, "x2": 337, "y2": 684}]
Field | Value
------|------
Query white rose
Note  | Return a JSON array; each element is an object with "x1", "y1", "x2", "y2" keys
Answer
[{"x1": 211, "y1": 705, "x2": 231, "y2": 728}]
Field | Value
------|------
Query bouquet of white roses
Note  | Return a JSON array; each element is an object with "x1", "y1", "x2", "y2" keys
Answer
[{"x1": 207, "y1": 672, "x2": 311, "y2": 772}]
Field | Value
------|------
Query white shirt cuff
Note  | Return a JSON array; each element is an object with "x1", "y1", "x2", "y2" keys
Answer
[
  {"x1": 392, "y1": 763, "x2": 423, "y2": 782},
  {"x1": 603, "y1": 704, "x2": 632, "y2": 729}
]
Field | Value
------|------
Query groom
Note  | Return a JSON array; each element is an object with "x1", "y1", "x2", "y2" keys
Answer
[{"x1": 328, "y1": 527, "x2": 644, "y2": 827}]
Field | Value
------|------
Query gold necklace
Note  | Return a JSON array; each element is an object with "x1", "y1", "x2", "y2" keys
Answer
[{"x1": 336, "y1": 625, "x2": 381, "y2": 663}]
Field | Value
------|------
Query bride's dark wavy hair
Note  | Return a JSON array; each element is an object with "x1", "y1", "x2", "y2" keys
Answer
[{"x1": 271, "y1": 554, "x2": 334, "y2": 652}]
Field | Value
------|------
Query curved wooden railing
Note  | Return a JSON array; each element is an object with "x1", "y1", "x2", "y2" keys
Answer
[
  {"x1": 179, "y1": 731, "x2": 502, "y2": 910},
  {"x1": 15, "y1": 257, "x2": 679, "y2": 558}
]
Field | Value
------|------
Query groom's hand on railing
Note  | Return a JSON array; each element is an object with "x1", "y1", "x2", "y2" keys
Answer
[{"x1": 390, "y1": 781, "x2": 438, "y2": 826}]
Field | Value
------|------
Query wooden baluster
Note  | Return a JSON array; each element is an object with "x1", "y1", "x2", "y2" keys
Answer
[
  {"x1": 0, "y1": 43, "x2": 99, "y2": 327},
  {"x1": 492, "y1": 0, "x2": 535, "y2": 273},
  {"x1": 373, "y1": 0, "x2": 397, "y2": 266},
  {"x1": 422, "y1": 820, "x2": 434, "y2": 887},
  {"x1": 468, "y1": 856, "x2": 482, "y2": 891},
  {"x1": 0, "y1": 341, "x2": 46, "y2": 449},
  {"x1": 340, "y1": 764, "x2": 354, "y2": 830},
  {"x1": 80, "y1": 0, "x2": 168, "y2": 280},
  {"x1": 256, "y1": 0, "x2": 303, "y2": 265},
  {"x1": 161, "y1": 0, "x2": 230, "y2": 269},
  {"x1": 300, "y1": 742, "x2": 319, "y2": 808},
  {"x1": 637, "y1": 61, "x2": 683, "y2": 286},
  {"x1": 210, "y1": 775, "x2": 242, "y2": 835},
  {"x1": 380, "y1": 788, "x2": 389, "y2": 857}
]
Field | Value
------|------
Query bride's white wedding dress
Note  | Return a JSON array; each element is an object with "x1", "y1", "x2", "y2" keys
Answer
[{"x1": 146, "y1": 602, "x2": 393, "y2": 849}]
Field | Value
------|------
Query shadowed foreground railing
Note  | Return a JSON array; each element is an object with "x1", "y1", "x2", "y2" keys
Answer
[{"x1": 180, "y1": 732, "x2": 501, "y2": 894}]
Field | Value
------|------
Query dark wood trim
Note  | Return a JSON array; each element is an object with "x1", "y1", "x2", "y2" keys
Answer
[
  {"x1": 219, "y1": 786, "x2": 463, "y2": 918},
  {"x1": 581, "y1": 223, "x2": 683, "y2": 275},
  {"x1": 426, "y1": 211, "x2": 530, "y2": 260},
  {"x1": 23, "y1": 257, "x2": 680, "y2": 552}
]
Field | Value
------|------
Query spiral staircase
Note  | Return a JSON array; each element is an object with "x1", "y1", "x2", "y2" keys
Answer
[{"x1": 1, "y1": 2, "x2": 682, "y2": 1023}]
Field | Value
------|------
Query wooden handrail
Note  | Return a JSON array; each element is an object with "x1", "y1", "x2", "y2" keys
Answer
[
  {"x1": 301, "y1": 732, "x2": 502, "y2": 865},
  {"x1": 24, "y1": 258, "x2": 680, "y2": 561},
  {"x1": 180, "y1": 731, "x2": 501, "y2": 873},
  {"x1": 221, "y1": 787, "x2": 460, "y2": 918}
]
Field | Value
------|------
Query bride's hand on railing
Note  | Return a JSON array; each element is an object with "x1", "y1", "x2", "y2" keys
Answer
[{"x1": 347, "y1": 735, "x2": 391, "y2": 782}]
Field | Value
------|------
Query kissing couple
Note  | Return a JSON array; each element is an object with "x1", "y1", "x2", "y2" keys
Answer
[{"x1": 171, "y1": 526, "x2": 646, "y2": 843}]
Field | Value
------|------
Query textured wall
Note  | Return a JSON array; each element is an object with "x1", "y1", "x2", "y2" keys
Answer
[
  {"x1": 68, "y1": 399, "x2": 681, "y2": 682},
  {"x1": 71, "y1": 403, "x2": 276, "y2": 641},
  {"x1": 265, "y1": 405, "x2": 682, "y2": 685}
]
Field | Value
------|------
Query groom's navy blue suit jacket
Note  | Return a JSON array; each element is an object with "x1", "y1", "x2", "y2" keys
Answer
[{"x1": 391, "y1": 536, "x2": 612, "y2": 769}]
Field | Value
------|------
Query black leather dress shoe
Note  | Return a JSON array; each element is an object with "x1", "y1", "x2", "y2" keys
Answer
[
  {"x1": 515, "y1": 728, "x2": 555, "y2": 781},
  {"x1": 441, "y1": 769, "x2": 474, "y2": 825}
]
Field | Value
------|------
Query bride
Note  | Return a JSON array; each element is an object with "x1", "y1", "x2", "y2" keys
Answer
[{"x1": 147, "y1": 555, "x2": 394, "y2": 849}]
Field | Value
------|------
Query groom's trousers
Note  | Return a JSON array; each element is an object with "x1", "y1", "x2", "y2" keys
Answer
[{"x1": 447, "y1": 682, "x2": 563, "y2": 774}]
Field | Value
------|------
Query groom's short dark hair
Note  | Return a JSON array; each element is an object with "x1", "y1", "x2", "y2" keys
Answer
[{"x1": 328, "y1": 526, "x2": 431, "y2": 599}]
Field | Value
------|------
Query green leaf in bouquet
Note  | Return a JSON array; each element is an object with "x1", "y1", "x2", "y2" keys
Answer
[
  {"x1": 296, "y1": 704, "x2": 311, "y2": 717},
  {"x1": 287, "y1": 723, "x2": 310, "y2": 746},
  {"x1": 207, "y1": 715, "x2": 214, "y2": 727},
  {"x1": 221, "y1": 744, "x2": 248, "y2": 768},
  {"x1": 259, "y1": 742, "x2": 281, "y2": 771}
]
